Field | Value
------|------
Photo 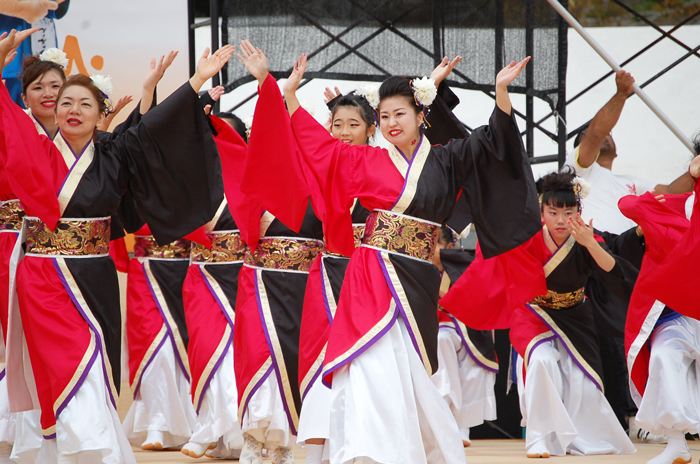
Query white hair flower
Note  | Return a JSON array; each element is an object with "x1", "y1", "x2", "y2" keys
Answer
[
  {"x1": 572, "y1": 176, "x2": 592, "y2": 200},
  {"x1": 89, "y1": 74, "x2": 113, "y2": 99},
  {"x1": 244, "y1": 116, "x2": 253, "y2": 137},
  {"x1": 353, "y1": 84, "x2": 380, "y2": 110},
  {"x1": 39, "y1": 48, "x2": 68, "y2": 69},
  {"x1": 299, "y1": 100, "x2": 316, "y2": 117},
  {"x1": 411, "y1": 77, "x2": 437, "y2": 107}
]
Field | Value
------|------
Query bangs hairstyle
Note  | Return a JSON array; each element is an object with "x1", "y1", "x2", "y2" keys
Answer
[
  {"x1": 378, "y1": 76, "x2": 421, "y2": 114},
  {"x1": 215, "y1": 112, "x2": 248, "y2": 143},
  {"x1": 537, "y1": 167, "x2": 578, "y2": 211},
  {"x1": 329, "y1": 94, "x2": 376, "y2": 129},
  {"x1": 21, "y1": 55, "x2": 67, "y2": 95},
  {"x1": 56, "y1": 74, "x2": 112, "y2": 116}
]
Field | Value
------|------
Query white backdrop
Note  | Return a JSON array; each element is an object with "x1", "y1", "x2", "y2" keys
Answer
[{"x1": 54, "y1": 0, "x2": 190, "y2": 125}]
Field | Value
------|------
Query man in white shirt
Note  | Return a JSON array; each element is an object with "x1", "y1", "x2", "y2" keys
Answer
[{"x1": 566, "y1": 70, "x2": 694, "y2": 234}]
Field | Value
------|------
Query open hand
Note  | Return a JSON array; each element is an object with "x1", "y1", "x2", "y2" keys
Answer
[
  {"x1": 324, "y1": 86, "x2": 341, "y2": 104},
  {"x1": 197, "y1": 45, "x2": 235, "y2": 82},
  {"x1": 0, "y1": 28, "x2": 39, "y2": 63},
  {"x1": 430, "y1": 55, "x2": 462, "y2": 87},
  {"x1": 237, "y1": 40, "x2": 268, "y2": 85},
  {"x1": 567, "y1": 214, "x2": 595, "y2": 247},
  {"x1": 283, "y1": 53, "x2": 307, "y2": 96},
  {"x1": 97, "y1": 95, "x2": 133, "y2": 131},
  {"x1": 496, "y1": 56, "x2": 530, "y2": 89},
  {"x1": 208, "y1": 85, "x2": 225, "y2": 102},
  {"x1": 144, "y1": 51, "x2": 178, "y2": 91}
]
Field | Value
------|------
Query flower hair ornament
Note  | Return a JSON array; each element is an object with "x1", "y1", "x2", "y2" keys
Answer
[
  {"x1": 353, "y1": 84, "x2": 380, "y2": 125},
  {"x1": 572, "y1": 176, "x2": 592, "y2": 211},
  {"x1": 299, "y1": 100, "x2": 316, "y2": 117},
  {"x1": 410, "y1": 76, "x2": 437, "y2": 128},
  {"x1": 39, "y1": 48, "x2": 69, "y2": 69},
  {"x1": 89, "y1": 75, "x2": 113, "y2": 113},
  {"x1": 244, "y1": 116, "x2": 253, "y2": 138}
]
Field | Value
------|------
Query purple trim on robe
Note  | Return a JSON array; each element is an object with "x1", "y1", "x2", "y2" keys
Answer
[
  {"x1": 132, "y1": 334, "x2": 168, "y2": 399},
  {"x1": 0, "y1": 368, "x2": 5, "y2": 382},
  {"x1": 253, "y1": 268, "x2": 298, "y2": 435},
  {"x1": 142, "y1": 261, "x2": 190, "y2": 382},
  {"x1": 198, "y1": 265, "x2": 235, "y2": 329},
  {"x1": 31, "y1": 113, "x2": 56, "y2": 141},
  {"x1": 442, "y1": 313, "x2": 499, "y2": 374},
  {"x1": 301, "y1": 361, "x2": 324, "y2": 402},
  {"x1": 526, "y1": 303, "x2": 604, "y2": 392},
  {"x1": 57, "y1": 138, "x2": 92, "y2": 193},
  {"x1": 51, "y1": 258, "x2": 115, "y2": 412},
  {"x1": 389, "y1": 135, "x2": 423, "y2": 211},
  {"x1": 197, "y1": 334, "x2": 233, "y2": 414},
  {"x1": 240, "y1": 363, "x2": 273, "y2": 425}
]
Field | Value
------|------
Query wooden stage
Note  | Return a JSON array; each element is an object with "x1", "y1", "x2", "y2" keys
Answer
[{"x1": 116, "y1": 381, "x2": 698, "y2": 463}]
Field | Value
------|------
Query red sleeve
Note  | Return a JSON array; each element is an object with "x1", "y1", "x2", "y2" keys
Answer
[
  {"x1": 240, "y1": 75, "x2": 311, "y2": 233},
  {"x1": 210, "y1": 115, "x2": 264, "y2": 249},
  {"x1": 0, "y1": 81, "x2": 65, "y2": 229},
  {"x1": 109, "y1": 238, "x2": 130, "y2": 273}
]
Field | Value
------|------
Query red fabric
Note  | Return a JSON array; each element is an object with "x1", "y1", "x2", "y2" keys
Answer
[
  {"x1": 210, "y1": 115, "x2": 264, "y2": 250},
  {"x1": 126, "y1": 259, "x2": 165, "y2": 387},
  {"x1": 618, "y1": 190, "x2": 695, "y2": 398},
  {"x1": 440, "y1": 234, "x2": 548, "y2": 330},
  {"x1": 241, "y1": 75, "x2": 311, "y2": 234},
  {"x1": 16, "y1": 257, "x2": 92, "y2": 433},
  {"x1": 184, "y1": 227, "x2": 212, "y2": 249},
  {"x1": 108, "y1": 238, "x2": 130, "y2": 273},
  {"x1": 233, "y1": 266, "x2": 275, "y2": 407},
  {"x1": 298, "y1": 255, "x2": 330, "y2": 390},
  {"x1": 510, "y1": 305, "x2": 551, "y2": 359},
  {"x1": 0, "y1": 233, "x2": 18, "y2": 344},
  {"x1": 0, "y1": 81, "x2": 66, "y2": 230},
  {"x1": 182, "y1": 265, "x2": 230, "y2": 401},
  {"x1": 290, "y1": 109, "x2": 405, "y2": 257},
  {"x1": 322, "y1": 248, "x2": 395, "y2": 384}
]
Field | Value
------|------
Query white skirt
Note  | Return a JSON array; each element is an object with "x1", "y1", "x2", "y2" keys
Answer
[
  {"x1": 516, "y1": 339, "x2": 635, "y2": 456},
  {"x1": 9, "y1": 410, "x2": 41, "y2": 464},
  {"x1": 431, "y1": 328, "x2": 497, "y2": 441},
  {"x1": 241, "y1": 367, "x2": 296, "y2": 450},
  {"x1": 189, "y1": 346, "x2": 243, "y2": 452},
  {"x1": 329, "y1": 316, "x2": 467, "y2": 464},
  {"x1": 297, "y1": 371, "x2": 332, "y2": 444},
  {"x1": 0, "y1": 371, "x2": 16, "y2": 445},
  {"x1": 29, "y1": 351, "x2": 136, "y2": 463},
  {"x1": 122, "y1": 340, "x2": 196, "y2": 448},
  {"x1": 635, "y1": 315, "x2": 700, "y2": 436}
]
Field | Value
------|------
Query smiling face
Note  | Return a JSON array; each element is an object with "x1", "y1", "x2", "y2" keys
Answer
[
  {"x1": 22, "y1": 69, "x2": 64, "y2": 120},
  {"x1": 541, "y1": 203, "x2": 578, "y2": 245},
  {"x1": 56, "y1": 85, "x2": 105, "y2": 141},
  {"x1": 378, "y1": 95, "x2": 423, "y2": 151},
  {"x1": 331, "y1": 106, "x2": 375, "y2": 146}
]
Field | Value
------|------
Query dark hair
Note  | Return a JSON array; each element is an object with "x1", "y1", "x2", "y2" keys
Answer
[
  {"x1": 438, "y1": 224, "x2": 454, "y2": 246},
  {"x1": 692, "y1": 130, "x2": 700, "y2": 156},
  {"x1": 537, "y1": 167, "x2": 578, "y2": 211},
  {"x1": 57, "y1": 74, "x2": 111, "y2": 116},
  {"x1": 215, "y1": 112, "x2": 247, "y2": 143},
  {"x1": 21, "y1": 55, "x2": 67, "y2": 95},
  {"x1": 329, "y1": 93, "x2": 376, "y2": 131},
  {"x1": 378, "y1": 76, "x2": 421, "y2": 114}
]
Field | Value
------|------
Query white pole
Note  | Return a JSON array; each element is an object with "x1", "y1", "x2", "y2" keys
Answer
[{"x1": 546, "y1": 0, "x2": 695, "y2": 154}]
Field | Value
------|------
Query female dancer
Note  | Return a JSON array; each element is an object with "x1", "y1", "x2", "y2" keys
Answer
[
  {"x1": 296, "y1": 90, "x2": 375, "y2": 464},
  {"x1": 238, "y1": 39, "x2": 540, "y2": 464},
  {"x1": 0, "y1": 30, "x2": 231, "y2": 463},
  {"x1": 620, "y1": 154, "x2": 700, "y2": 464},
  {"x1": 443, "y1": 170, "x2": 636, "y2": 458}
]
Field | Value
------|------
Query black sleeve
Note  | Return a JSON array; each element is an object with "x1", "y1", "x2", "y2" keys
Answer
[
  {"x1": 424, "y1": 82, "x2": 470, "y2": 146},
  {"x1": 594, "y1": 226, "x2": 645, "y2": 270},
  {"x1": 109, "y1": 82, "x2": 224, "y2": 245}
]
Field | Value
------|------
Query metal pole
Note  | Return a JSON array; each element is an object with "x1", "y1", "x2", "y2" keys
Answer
[
  {"x1": 210, "y1": 0, "x2": 220, "y2": 113},
  {"x1": 545, "y1": 0, "x2": 695, "y2": 154}
]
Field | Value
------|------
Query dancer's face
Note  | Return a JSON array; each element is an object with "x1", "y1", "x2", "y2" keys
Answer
[
  {"x1": 56, "y1": 85, "x2": 104, "y2": 140},
  {"x1": 378, "y1": 96, "x2": 423, "y2": 150},
  {"x1": 22, "y1": 70, "x2": 63, "y2": 120},
  {"x1": 331, "y1": 106, "x2": 375, "y2": 146},
  {"x1": 541, "y1": 203, "x2": 578, "y2": 244}
]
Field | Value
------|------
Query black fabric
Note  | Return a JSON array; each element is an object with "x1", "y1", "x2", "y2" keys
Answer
[
  {"x1": 388, "y1": 254, "x2": 441, "y2": 375},
  {"x1": 595, "y1": 227, "x2": 645, "y2": 270},
  {"x1": 204, "y1": 262, "x2": 243, "y2": 311},
  {"x1": 265, "y1": 202, "x2": 324, "y2": 239},
  {"x1": 149, "y1": 260, "x2": 190, "y2": 349},
  {"x1": 221, "y1": 0, "x2": 566, "y2": 111},
  {"x1": 260, "y1": 270, "x2": 309, "y2": 415},
  {"x1": 350, "y1": 201, "x2": 370, "y2": 224},
  {"x1": 465, "y1": 326, "x2": 497, "y2": 364},
  {"x1": 322, "y1": 255, "x2": 350, "y2": 303},
  {"x1": 215, "y1": 202, "x2": 238, "y2": 230},
  {"x1": 64, "y1": 257, "x2": 122, "y2": 392}
]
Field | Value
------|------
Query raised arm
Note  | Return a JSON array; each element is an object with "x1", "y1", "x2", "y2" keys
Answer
[
  {"x1": 568, "y1": 215, "x2": 616, "y2": 272},
  {"x1": 0, "y1": 28, "x2": 39, "y2": 76},
  {"x1": 495, "y1": 57, "x2": 531, "y2": 116},
  {"x1": 141, "y1": 51, "x2": 179, "y2": 114},
  {"x1": 577, "y1": 71, "x2": 634, "y2": 169}
]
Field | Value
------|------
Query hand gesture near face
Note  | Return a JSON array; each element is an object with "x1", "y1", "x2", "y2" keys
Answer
[
  {"x1": 324, "y1": 86, "x2": 341, "y2": 104},
  {"x1": 567, "y1": 214, "x2": 596, "y2": 247}
]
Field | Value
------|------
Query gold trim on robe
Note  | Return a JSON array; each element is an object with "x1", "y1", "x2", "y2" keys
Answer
[
  {"x1": 361, "y1": 210, "x2": 440, "y2": 262},
  {"x1": 190, "y1": 230, "x2": 247, "y2": 264},
  {"x1": 133, "y1": 235, "x2": 191, "y2": 260},
  {"x1": 389, "y1": 135, "x2": 432, "y2": 214},
  {"x1": 244, "y1": 237, "x2": 324, "y2": 273},
  {"x1": 55, "y1": 135, "x2": 95, "y2": 215},
  {"x1": 25, "y1": 217, "x2": 110, "y2": 257},
  {"x1": 0, "y1": 200, "x2": 25, "y2": 232},
  {"x1": 238, "y1": 357, "x2": 273, "y2": 425}
]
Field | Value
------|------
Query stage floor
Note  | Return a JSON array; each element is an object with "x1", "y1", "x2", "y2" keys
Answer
[{"x1": 118, "y1": 383, "x2": 697, "y2": 463}]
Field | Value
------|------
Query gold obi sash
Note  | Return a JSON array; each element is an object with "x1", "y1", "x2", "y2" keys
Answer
[
  {"x1": 530, "y1": 287, "x2": 585, "y2": 310},
  {"x1": 134, "y1": 235, "x2": 191, "y2": 260},
  {"x1": 361, "y1": 209, "x2": 440, "y2": 262},
  {"x1": 190, "y1": 230, "x2": 248, "y2": 264},
  {"x1": 352, "y1": 223, "x2": 365, "y2": 248},
  {"x1": 0, "y1": 200, "x2": 25, "y2": 232},
  {"x1": 25, "y1": 217, "x2": 110, "y2": 256},
  {"x1": 244, "y1": 236, "x2": 324, "y2": 272}
]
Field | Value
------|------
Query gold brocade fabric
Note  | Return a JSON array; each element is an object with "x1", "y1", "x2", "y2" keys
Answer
[
  {"x1": 25, "y1": 218, "x2": 110, "y2": 256},
  {"x1": 353, "y1": 224, "x2": 365, "y2": 248},
  {"x1": 530, "y1": 287, "x2": 585, "y2": 310},
  {"x1": 190, "y1": 230, "x2": 248, "y2": 263},
  {"x1": 244, "y1": 237, "x2": 324, "y2": 272},
  {"x1": 362, "y1": 210, "x2": 439, "y2": 261},
  {"x1": 133, "y1": 235, "x2": 191, "y2": 259},
  {"x1": 0, "y1": 201, "x2": 25, "y2": 232}
]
